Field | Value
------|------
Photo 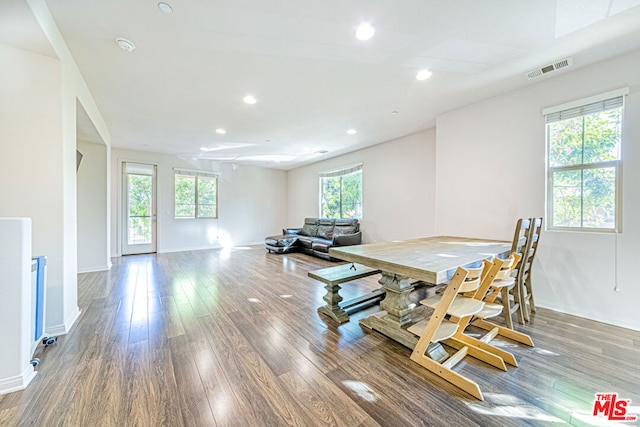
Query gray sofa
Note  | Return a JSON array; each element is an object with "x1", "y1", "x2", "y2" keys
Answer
[{"x1": 265, "y1": 218, "x2": 362, "y2": 260}]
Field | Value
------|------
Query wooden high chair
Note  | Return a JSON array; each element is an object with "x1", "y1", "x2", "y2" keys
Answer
[
  {"x1": 469, "y1": 255, "x2": 534, "y2": 347},
  {"x1": 407, "y1": 266, "x2": 506, "y2": 400},
  {"x1": 476, "y1": 253, "x2": 519, "y2": 328}
]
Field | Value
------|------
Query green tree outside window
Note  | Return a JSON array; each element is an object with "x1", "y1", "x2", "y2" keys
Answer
[
  {"x1": 548, "y1": 105, "x2": 621, "y2": 230},
  {"x1": 175, "y1": 173, "x2": 217, "y2": 218},
  {"x1": 320, "y1": 169, "x2": 362, "y2": 219}
]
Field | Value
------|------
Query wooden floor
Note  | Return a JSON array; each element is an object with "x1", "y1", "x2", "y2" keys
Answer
[{"x1": 1, "y1": 246, "x2": 639, "y2": 426}]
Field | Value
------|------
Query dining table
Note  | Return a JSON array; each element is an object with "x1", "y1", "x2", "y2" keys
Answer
[{"x1": 328, "y1": 235, "x2": 511, "y2": 348}]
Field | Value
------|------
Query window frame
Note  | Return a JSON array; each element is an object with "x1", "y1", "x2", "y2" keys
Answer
[
  {"x1": 173, "y1": 169, "x2": 218, "y2": 219},
  {"x1": 319, "y1": 163, "x2": 363, "y2": 219},
  {"x1": 544, "y1": 88, "x2": 627, "y2": 233}
]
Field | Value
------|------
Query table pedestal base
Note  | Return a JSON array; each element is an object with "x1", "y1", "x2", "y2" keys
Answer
[
  {"x1": 359, "y1": 309, "x2": 448, "y2": 361},
  {"x1": 378, "y1": 272, "x2": 415, "y2": 326},
  {"x1": 359, "y1": 272, "x2": 449, "y2": 361}
]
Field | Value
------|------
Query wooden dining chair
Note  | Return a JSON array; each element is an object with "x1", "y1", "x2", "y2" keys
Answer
[
  {"x1": 407, "y1": 264, "x2": 526, "y2": 400},
  {"x1": 481, "y1": 253, "x2": 520, "y2": 329},
  {"x1": 440, "y1": 255, "x2": 530, "y2": 369},
  {"x1": 505, "y1": 218, "x2": 533, "y2": 324},
  {"x1": 519, "y1": 217, "x2": 542, "y2": 321},
  {"x1": 407, "y1": 266, "x2": 489, "y2": 400},
  {"x1": 469, "y1": 255, "x2": 534, "y2": 347}
]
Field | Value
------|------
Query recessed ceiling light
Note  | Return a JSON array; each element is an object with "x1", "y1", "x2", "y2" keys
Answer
[
  {"x1": 416, "y1": 69, "x2": 433, "y2": 80},
  {"x1": 243, "y1": 95, "x2": 257, "y2": 104},
  {"x1": 115, "y1": 38, "x2": 135, "y2": 52},
  {"x1": 215, "y1": 128, "x2": 226, "y2": 134},
  {"x1": 355, "y1": 23, "x2": 375, "y2": 41},
  {"x1": 346, "y1": 129, "x2": 357, "y2": 135},
  {"x1": 158, "y1": 2, "x2": 173, "y2": 13}
]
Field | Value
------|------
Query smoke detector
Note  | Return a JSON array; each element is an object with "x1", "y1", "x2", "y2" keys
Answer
[
  {"x1": 526, "y1": 57, "x2": 573, "y2": 80},
  {"x1": 116, "y1": 38, "x2": 136, "y2": 53}
]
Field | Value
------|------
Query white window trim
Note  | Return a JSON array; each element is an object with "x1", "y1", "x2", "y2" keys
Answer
[
  {"x1": 544, "y1": 89, "x2": 627, "y2": 233},
  {"x1": 319, "y1": 163, "x2": 363, "y2": 219},
  {"x1": 173, "y1": 167, "x2": 219, "y2": 178},
  {"x1": 542, "y1": 87, "x2": 629, "y2": 116},
  {"x1": 173, "y1": 168, "x2": 219, "y2": 219}
]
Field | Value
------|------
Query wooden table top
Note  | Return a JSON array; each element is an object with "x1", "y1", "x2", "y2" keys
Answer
[{"x1": 329, "y1": 236, "x2": 510, "y2": 284}]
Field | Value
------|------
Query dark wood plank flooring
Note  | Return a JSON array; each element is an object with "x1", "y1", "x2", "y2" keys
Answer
[{"x1": 1, "y1": 246, "x2": 639, "y2": 426}]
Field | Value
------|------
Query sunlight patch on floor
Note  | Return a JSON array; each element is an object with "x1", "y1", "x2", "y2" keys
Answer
[
  {"x1": 282, "y1": 257, "x2": 297, "y2": 272},
  {"x1": 247, "y1": 298, "x2": 261, "y2": 303},
  {"x1": 488, "y1": 340, "x2": 518, "y2": 349},
  {"x1": 532, "y1": 348, "x2": 559, "y2": 356},
  {"x1": 342, "y1": 381, "x2": 379, "y2": 402},
  {"x1": 466, "y1": 393, "x2": 564, "y2": 423}
]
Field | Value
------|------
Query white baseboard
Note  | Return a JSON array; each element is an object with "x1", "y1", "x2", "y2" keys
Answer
[
  {"x1": 159, "y1": 245, "x2": 222, "y2": 254},
  {"x1": 45, "y1": 306, "x2": 82, "y2": 337},
  {"x1": 0, "y1": 366, "x2": 37, "y2": 395},
  {"x1": 537, "y1": 300, "x2": 640, "y2": 332},
  {"x1": 78, "y1": 265, "x2": 110, "y2": 274},
  {"x1": 159, "y1": 242, "x2": 262, "y2": 254}
]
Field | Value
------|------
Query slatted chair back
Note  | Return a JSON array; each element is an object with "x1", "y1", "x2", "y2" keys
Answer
[
  {"x1": 465, "y1": 255, "x2": 535, "y2": 347},
  {"x1": 519, "y1": 217, "x2": 542, "y2": 321},
  {"x1": 477, "y1": 253, "x2": 521, "y2": 329},
  {"x1": 458, "y1": 266, "x2": 484, "y2": 294},
  {"x1": 508, "y1": 218, "x2": 533, "y2": 323},
  {"x1": 494, "y1": 254, "x2": 519, "y2": 281},
  {"x1": 510, "y1": 218, "x2": 532, "y2": 266}
]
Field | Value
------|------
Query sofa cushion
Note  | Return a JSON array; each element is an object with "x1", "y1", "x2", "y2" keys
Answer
[
  {"x1": 300, "y1": 218, "x2": 319, "y2": 237},
  {"x1": 265, "y1": 235, "x2": 298, "y2": 247},
  {"x1": 317, "y1": 219, "x2": 336, "y2": 240},
  {"x1": 311, "y1": 239, "x2": 333, "y2": 253},
  {"x1": 297, "y1": 235, "x2": 314, "y2": 249},
  {"x1": 334, "y1": 219, "x2": 358, "y2": 236}
]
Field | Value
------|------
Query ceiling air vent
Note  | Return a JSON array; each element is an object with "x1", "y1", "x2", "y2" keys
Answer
[{"x1": 526, "y1": 57, "x2": 573, "y2": 80}]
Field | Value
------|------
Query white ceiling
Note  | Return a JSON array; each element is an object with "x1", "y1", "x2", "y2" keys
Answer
[{"x1": 5, "y1": 0, "x2": 640, "y2": 169}]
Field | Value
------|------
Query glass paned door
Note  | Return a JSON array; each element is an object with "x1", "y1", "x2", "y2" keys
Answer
[{"x1": 122, "y1": 162, "x2": 157, "y2": 255}]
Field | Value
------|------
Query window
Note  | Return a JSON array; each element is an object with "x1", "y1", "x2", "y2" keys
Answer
[
  {"x1": 320, "y1": 164, "x2": 362, "y2": 219},
  {"x1": 544, "y1": 89, "x2": 627, "y2": 231},
  {"x1": 174, "y1": 169, "x2": 218, "y2": 218}
]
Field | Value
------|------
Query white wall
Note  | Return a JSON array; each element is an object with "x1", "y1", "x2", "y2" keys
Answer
[
  {"x1": 30, "y1": 0, "x2": 111, "y2": 335},
  {"x1": 0, "y1": 219, "x2": 37, "y2": 394},
  {"x1": 0, "y1": 41, "x2": 69, "y2": 333},
  {"x1": 77, "y1": 140, "x2": 109, "y2": 272},
  {"x1": 287, "y1": 129, "x2": 437, "y2": 243},
  {"x1": 0, "y1": 0, "x2": 111, "y2": 337},
  {"x1": 435, "y1": 48, "x2": 640, "y2": 330},
  {"x1": 110, "y1": 148, "x2": 287, "y2": 255}
]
